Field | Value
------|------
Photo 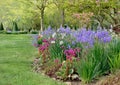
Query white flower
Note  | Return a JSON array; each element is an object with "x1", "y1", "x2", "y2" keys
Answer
[
  {"x1": 57, "y1": 29, "x2": 60, "y2": 32},
  {"x1": 109, "y1": 29, "x2": 113, "y2": 32},
  {"x1": 61, "y1": 33, "x2": 66, "y2": 39},
  {"x1": 52, "y1": 32, "x2": 56, "y2": 38},
  {"x1": 51, "y1": 41, "x2": 55, "y2": 44},
  {"x1": 59, "y1": 41, "x2": 64, "y2": 45}
]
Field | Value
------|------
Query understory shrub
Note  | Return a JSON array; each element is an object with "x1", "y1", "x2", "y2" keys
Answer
[
  {"x1": 12, "y1": 21, "x2": 19, "y2": 31},
  {"x1": 0, "y1": 22, "x2": 4, "y2": 31}
]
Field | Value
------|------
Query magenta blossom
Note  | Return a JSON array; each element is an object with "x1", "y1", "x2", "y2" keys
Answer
[
  {"x1": 66, "y1": 56, "x2": 73, "y2": 61},
  {"x1": 38, "y1": 43, "x2": 49, "y2": 52},
  {"x1": 64, "y1": 48, "x2": 76, "y2": 57},
  {"x1": 42, "y1": 39, "x2": 49, "y2": 43},
  {"x1": 64, "y1": 48, "x2": 81, "y2": 61},
  {"x1": 64, "y1": 48, "x2": 76, "y2": 61}
]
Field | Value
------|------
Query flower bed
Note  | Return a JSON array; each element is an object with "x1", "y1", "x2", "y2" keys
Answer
[{"x1": 32, "y1": 26, "x2": 120, "y2": 84}]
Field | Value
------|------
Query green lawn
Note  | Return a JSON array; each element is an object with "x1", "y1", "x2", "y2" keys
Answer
[{"x1": 0, "y1": 34, "x2": 65, "y2": 85}]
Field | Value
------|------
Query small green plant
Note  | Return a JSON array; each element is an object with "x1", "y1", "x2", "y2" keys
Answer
[
  {"x1": 107, "y1": 39, "x2": 120, "y2": 72},
  {"x1": 108, "y1": 53, "x2": 120, "y2": 72},
  {"x1": 75, "y1": 55, "x2": 101, "y2": 83},
  {"x1": 75, "y1": 42, "x2": 110, "y2": 83},
  {"x1": 90, "y1": 42, "x2": 110, "y2": 74},
  {"x1": 56, "y1": 61, "x2": 68, "y2": 80},
  {"x1": 37, "y1": 37, "x2": 43, "y2": 45},
  {"x1": 48, "y1": 41, "x2": 64, "y2": 61}
]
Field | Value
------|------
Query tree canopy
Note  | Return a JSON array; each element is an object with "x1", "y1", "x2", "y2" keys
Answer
[{"x1": 0, "y1": 0, "x2": 120, "y2": 31}]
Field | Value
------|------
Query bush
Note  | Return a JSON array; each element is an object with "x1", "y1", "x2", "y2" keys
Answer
[
  {"x1": 5, "y1": 31, "x2": 28, "y2": 34},
  {"x1": 30, "y1": 30, "x2": 39, "y2": 34},
  {"x1": 0, "y1": 23, "x2": 4, "y2": 31},
  {"x1": 12, "y1": 21, "x2": 19, "y2": 31},
  {"x1": 19, "y1": 31, "x2": 28, "y2": 34}
]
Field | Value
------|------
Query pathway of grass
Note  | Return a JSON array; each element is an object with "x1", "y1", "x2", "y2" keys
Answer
[{"x1": 0, "y1": 34, "x2": 65, "y2": 85}]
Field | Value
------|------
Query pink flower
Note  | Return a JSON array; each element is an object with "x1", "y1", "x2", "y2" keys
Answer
[
  {"x1": 38, "y1": 43, "x2": 49, "y2": 52},
  {"x1": 66, "y1": 56, "x2": 73, "y2": 61},
  {"x1": 64, "y1": 48, "x2": 81, "y2": 61},
  {"x1": 43, "y1": 39, "x2": 48, "y2": 43},
  {"x1": 39, "y1": 45, "x2": 46, "y2": 52},
  {"x1": 64, "y1": 48, "x2": 76, "y2": 61},
  {"x1": 64, "y1": 48, "x2": 76, "y2": 57},
  {"x1": 54, "y1": 59, "x2": 60, "y2": 64}
]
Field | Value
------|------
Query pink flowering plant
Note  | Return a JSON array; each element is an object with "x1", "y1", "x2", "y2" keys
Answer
[{"x1": 64, "y1": 48, "x2": 81, "y2": 62}]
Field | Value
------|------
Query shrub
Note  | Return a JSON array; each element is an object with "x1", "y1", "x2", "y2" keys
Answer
[
  {"x1": 30, "y1": 30, "x2": 39, "y2": 34},
  {"x1": 19, "y1": 31, "x2": 28, "y2": 34},
  {"x1": 12, "y1": 21, "x2": 19, "y2": 31},
  {"x1": 0, "y1": 22, "x2": 4, "y2": 31}
]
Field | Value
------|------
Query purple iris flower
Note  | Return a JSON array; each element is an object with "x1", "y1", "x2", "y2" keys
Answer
[
  {"x1": 41, "y1": 26, "x2": 55, "y2": 37},
  {"x1": 95, "y1": 30, "x2": 111, "y2": 43}
]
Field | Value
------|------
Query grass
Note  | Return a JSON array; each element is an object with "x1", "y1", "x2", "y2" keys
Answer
[{"x1": 0, "y1": 34, "x2": 65, "y2": 85}]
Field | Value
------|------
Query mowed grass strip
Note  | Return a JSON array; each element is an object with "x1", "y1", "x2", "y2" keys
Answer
[{"x1": 0, "y1": 34, "x2": 65, "y2": 85}]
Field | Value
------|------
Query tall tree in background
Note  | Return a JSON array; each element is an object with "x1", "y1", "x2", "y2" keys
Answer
[
  {"x1": 30, "y1": 0, "x2": 49, "y2": 31},
  {"x1": 67, "y1": 0, "x2": 120, "y2": 29},
  {"x1": 19, "y1": 0, "x2": 50, "y2": 31},
  {"x1": 53, "y1": 0, "x2": 67, "y2": 26}
]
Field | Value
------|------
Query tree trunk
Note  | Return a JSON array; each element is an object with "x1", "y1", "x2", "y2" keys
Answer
[
  {"x1": 40, "y1": 9, "x2": 44, "y2": 32},
  {"x1": 61, "y1": 9, "x2": 65, "y2": 26}
]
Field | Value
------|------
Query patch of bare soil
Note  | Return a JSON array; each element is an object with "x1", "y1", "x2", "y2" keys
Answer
[{"x1": 96, "y1": 71, "x2": 120, "y2": 85}]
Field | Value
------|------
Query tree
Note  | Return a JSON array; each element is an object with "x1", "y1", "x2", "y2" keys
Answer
[
  {"x1": 67, "y1": 0, "x2": 120, "y2": 29},
  {"x1": 53, "y1": 0, "x2": 66, "y2": 26},
  {"x1": 0, "y1": 0, "x2": 34, "y2": 30},
  {"x1": 23, "y1": 0, "x2": 50, "y2": 31}
]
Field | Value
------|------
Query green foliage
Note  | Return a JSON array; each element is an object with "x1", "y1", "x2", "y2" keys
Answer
[
  {"x1": 49, "y1": 41, "x2": 64, "y2": 61},
  {"x1": 68, "y1": 0, "x2": 120, "y2": 28},
  {"x1": 108, "y1": 53, "x2": 120, "y2": 72},
  {"x1": 0, "y1": 23, "x2": 4, "y2": 31},
  {"x1": 30, "y1": 30, "x2": 39, "y2": 34},
  {"x1": 90, "y1": 42, "x2": 110, "y2": 74},
  {"x1": 75, "y1": 42, "x2": 110, "y2": 83},
  {"x1": 37, "y1": 38, "x2": 43, "y2": 45},
  {"x1": 0, "y1": 0, "x2": 120, "y2": 29},
  {"x1": 108, "y1": 39, "x2": 120, "y2": 55},
  {"x1": 12, "y1": 21, "x2": 19, "y2": 31},
  {"x1": 75, "y1": 56, "x2": 101, "y2": 83},
  {"x1": 107, "y1": 39, "x2": 120, "y2": 72},
  {"x1": 56, "y1": 61, "x2": 67, "y2": 79}
]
